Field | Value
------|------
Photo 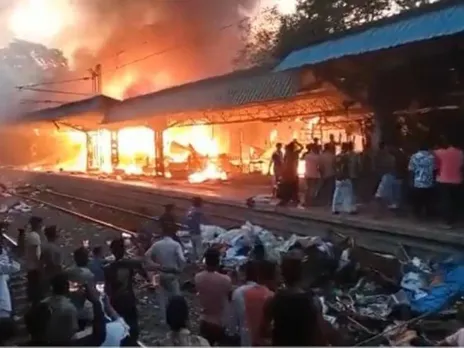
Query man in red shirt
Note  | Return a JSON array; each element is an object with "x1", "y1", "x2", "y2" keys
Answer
[
  {"x1": 195, "y1": 248, "x2": 232, "y2": 345},
  {"x1": 434, "y1": 138, "x2": 464, "y2": 228}
]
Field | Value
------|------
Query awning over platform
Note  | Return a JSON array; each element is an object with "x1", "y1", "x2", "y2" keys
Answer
[
  {"x1": 15, "y1": 95, "x2": 119, "y2": 128},
  {"x1": 105, "y1": 69, "x2": 300, "y2": 124},
  {"x1": 275, "y1": 1, "x2": 464, "y2": 71}
]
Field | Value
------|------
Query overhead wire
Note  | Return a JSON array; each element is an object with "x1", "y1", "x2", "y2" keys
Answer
[
  {"x1": 16, "y1": 76, "x2": 91, "y2": 89},
  {"x1": 104, "y1": 0, "x2": 262, "y2": 73}
]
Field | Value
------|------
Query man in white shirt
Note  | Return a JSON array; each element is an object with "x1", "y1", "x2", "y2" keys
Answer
[
  {"x1": 24, "y1": 216, "x2": 43, "y2": 304},
  {"x1": 0, "y1": 243, "x2": 20, "y2": 319},
  {"x1": 303, "y1": 144, "x2": 321, "y2": 207},
  {"x1": 144, "y1": 227, "x2": 185, "y2": 323}
]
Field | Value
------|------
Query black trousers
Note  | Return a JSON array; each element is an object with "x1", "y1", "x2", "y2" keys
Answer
[
  {"x1": 115, "y1": 304, "x2": 139, "y2": 346},
  {"x1": 199, "y1": 320, "x2": 225, "y2": 346},
  {"x1": 438, "y1": 183, "x2": 461, "y2": 225},
  {"x1": 411, "y1": 187, "x2": 433, "y2": 218},
  {"x1": 317, "y1": 177, "x2": 335, "y2": 206},
  {"x1": 26, "y1": 270, "x2": 44, "y2": 304},
  {"x1": 278, "y1": 178, "x2": 299, "y2": 206}
]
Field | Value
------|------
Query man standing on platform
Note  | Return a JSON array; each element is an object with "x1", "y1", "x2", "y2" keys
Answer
[
  {"x1": 434, "y1": 137, "x2": 463, "y2": 228},
  {"x1": 268, "y1": 143, "x2": 283, "y2": 198}
]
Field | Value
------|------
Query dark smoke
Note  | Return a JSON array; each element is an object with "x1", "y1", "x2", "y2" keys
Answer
[{"x1": 62, "y1": 0, "x2": 258, "y2": 95}]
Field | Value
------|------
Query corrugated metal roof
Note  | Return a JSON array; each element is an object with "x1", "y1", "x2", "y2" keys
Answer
[
  {"x1": 106, "y1": 69, "x2": 300, "y2": 123},
  {"x1": 17, "y1": 95, "x2": 119, "y2": 124},
  {"x1": 275, "y1": 2, "x2": 464, "y2": 72}
]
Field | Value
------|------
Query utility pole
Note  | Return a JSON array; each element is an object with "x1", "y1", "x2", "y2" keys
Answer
[{"x1": 89, "y1": 64, "x2": 102, "y2": 95}]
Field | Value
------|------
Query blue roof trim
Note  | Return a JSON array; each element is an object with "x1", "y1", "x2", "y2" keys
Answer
[{"x1": 275, "y1": 3, "x2": 464, "y2": 72}]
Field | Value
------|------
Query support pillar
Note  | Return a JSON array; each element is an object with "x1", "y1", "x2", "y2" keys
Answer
[
  {"x1": 110, "y1": 131, "x2": 119, "y2": 169},
  {"x1": 86, "y1": 133, "x2": 93, "y2": 171},
  {"x1": 368, "y1": 76, "x2": 398, "y2": 148},
  {"x1": 154, "y1": 129, "x2": 165, "y2": 176}
]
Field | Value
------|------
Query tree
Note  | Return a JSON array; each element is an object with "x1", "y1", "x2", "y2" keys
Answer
[
  {"x1": 0, "y1": 40, "x2": 72, "y2": 115},
  {"x1": 237, "y1": 0, "x2": 437, "y2": 68}
]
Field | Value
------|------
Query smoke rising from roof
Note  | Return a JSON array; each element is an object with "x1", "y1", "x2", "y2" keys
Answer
[
  {"x1": 0, "y1": 0, "x2": 259, "y2": 119},
  {"x1": 56, "y1": 0, "x2": 259, "y2": 97}
]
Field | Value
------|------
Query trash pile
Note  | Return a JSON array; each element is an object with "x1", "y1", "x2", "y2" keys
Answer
[{"x1": 178, "y1": 221, "x2": 464, "y2": 346}]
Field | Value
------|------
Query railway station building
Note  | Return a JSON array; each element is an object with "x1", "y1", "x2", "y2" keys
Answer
[{"x1": 3, "y1": 0, "x2": 464, "y2": 182}]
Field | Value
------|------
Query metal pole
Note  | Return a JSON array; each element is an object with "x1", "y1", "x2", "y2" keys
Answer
[{"x1": 95, "y1": 64, "x2": 102, "y2": 94}]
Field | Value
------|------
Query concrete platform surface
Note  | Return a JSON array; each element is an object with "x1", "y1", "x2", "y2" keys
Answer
[{"x1": 2, "y1": 169, "x2": 464, "y2": 248}]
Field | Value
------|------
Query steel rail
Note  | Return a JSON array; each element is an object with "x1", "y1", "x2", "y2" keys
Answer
[
  {"x1": 16, "y1": 188, "x2": 459, "y2": 256},
  {"x1": 41, "y1": 189, "x2": 155, "y2": 220},
  {"x1": 14, "y1": 193, "x2": 138, "y2": 237},
  {"x1": 0, "y1": 209, "x2": 148, "y2": 347}
]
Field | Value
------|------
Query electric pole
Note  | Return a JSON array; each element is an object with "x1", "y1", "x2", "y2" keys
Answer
[{"x1": 89, "y1": 64, "x2": 102, "y2": 95}]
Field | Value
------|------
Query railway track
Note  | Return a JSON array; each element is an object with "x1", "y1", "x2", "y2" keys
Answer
[
  {"x1": 13, "y1": 185, "x2": 464, "y2": 257},
  {"x1": 2, "y1": 182, "x2": 463, "y2": 345},
  {"x1": 0, "y1": 200, "x2": 148, "y2": 346}
]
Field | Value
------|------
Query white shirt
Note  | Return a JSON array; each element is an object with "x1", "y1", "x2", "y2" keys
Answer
[
  {"x1": 446, "y1": 328, "x2": 464, "y2": 346},
  {"x1": 24, "y1": 231, "x2": 41, "y2": 271},
  {"x1": 304, "y1": 153, "x2": 321, "y2": 179},
  {"x1": 0, "y1": 250, "x2": 20, "y2": 316},
  {"x1": 145, "y1": 237, "x2": 185, "y2": 273}
]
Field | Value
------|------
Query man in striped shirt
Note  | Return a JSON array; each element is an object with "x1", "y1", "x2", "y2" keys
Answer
[{"x1": 229, "y1": 260, "x2": 276, "y2": 346}]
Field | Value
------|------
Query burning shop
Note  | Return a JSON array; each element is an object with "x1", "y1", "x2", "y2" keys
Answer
[
  {"x1": 102, "y1": 67, "x2": 371, "y2": 182},
  {"x1": 4, "y1": 68, "x2": 371, "y2": 183}
]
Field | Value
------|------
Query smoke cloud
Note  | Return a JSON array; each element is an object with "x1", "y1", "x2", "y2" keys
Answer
[
  {"x1": 0, "y1": 0, "x2": 259, "y2": 119},
  {"x1": 55, "y1": 0, "x2": 259, "y2": 98}
]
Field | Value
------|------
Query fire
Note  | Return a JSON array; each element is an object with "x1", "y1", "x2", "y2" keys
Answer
[
  {"x1": 188, "y1": 162, "x2": 227, "y2": 184},
  {"x1": 116, "y1": 127, "x2": 154, "y2": 174},
  {"x1": 164, "y1": 124, "x2": 228, "y2": 183},
  {"x1": 9, "y1": 0, "x2": 74, "y2": 43},
  {"x1": 44, "y1": 122, "x2": 228, "y2": 183}
]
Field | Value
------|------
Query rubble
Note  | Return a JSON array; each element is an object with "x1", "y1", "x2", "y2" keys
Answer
[
  {"x1": 1, "y1": 180, "x2": 463, "y2": 346},
  {"x1": 176, "y1": 221, "x2": 464, "y2": 345}
]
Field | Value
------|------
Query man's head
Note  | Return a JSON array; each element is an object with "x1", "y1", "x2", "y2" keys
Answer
[
  {"x1": 243, "y1": 260, "x2": 258, "y2": 282},
  {"x1": 276, "y1": 143, "x2": 282, "y2": 151},
  {"x1": 257, "y1": 260, "x2": 276, "y2": 286},
  {"x1": 347, "y1": 141, "x2": 354, "y2": 151},
  {"x1": 341, "y1": 142, "x2": 350, "y2": 153},
  {"x1": 281, "y1": 254, "x2": 303, "y2": 287},
  {"x1": 73, "y1": 247, "x2": 89, "y2": 267},
  {"x1": 418, "y1": 140, "x2": 429, "y2": 151},
  {"x1": 29, "y1": 216, "x2": 43, "y2": 232},
  {"x1": 192, "y1": 196, "x2": 203, "y2": 208},
  {"x1": 166, "y1": 296, "x2": 189, "y2": 332},
  {"x1": 44, "y1": 225, "x2": 58, "y2": 242},
  {"x1": 110, "y1": 238, "x2": 125, "y2": 260},
  {"x1": 204, "y1": 247, "x2": 220, "y2": 270},
  {"x1": 92, "y1": 246, "x2": 103, "y2": 259},
  {"x1": 164, "y1": 203, "x2": 175, "y2": 213},
  {"x1": 51, "y1": 272, "x2": 70, "y2": 296}
]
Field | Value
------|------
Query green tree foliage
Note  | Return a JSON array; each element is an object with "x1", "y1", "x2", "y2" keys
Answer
[
  {"x1": 0, "y1": 40, "x2": 69, "y2": 85},
  {"x1": 0, "y1": 40, "x2": 71, "y2": 115},
  {"x1": 237, "y1": 0, "x2": 436, "y2": 68}
]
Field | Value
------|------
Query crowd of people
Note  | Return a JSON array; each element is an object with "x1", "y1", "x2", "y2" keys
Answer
[
  {"x1": 269, "y1": 135, "x2": 464, "y2": 228},
  {"x1": 1, "y1": 193, "x2": 464, "y2": 346},
  {"x1": 0, "y1": 200, "x2": 339, "y2": 346}
]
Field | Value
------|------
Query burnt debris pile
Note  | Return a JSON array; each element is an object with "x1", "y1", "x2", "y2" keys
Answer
[{"x1": 176, "y1": 222, "x2": 464, "y2": 346}]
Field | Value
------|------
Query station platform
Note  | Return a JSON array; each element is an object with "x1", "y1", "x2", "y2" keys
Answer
[{"x1": 2, "y1": 168, "x2": 464, "y2": 248}]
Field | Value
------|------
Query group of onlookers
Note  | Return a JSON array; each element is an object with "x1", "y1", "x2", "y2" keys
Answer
[
  {"x1": 269, "y1": 135, "x2": 464, "y2": 228},
  {"x1": 2, "y1": 192, "x2": 464, "y2": 346}
]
